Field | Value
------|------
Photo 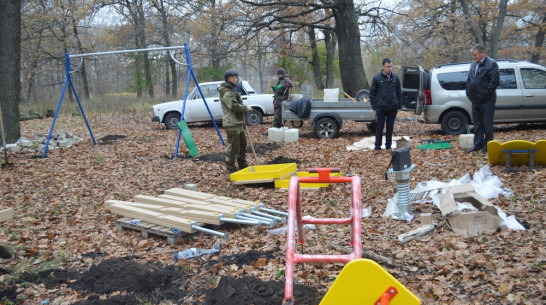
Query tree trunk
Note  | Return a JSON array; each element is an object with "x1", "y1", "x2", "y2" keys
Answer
[
  {"x1": 0, "y1": 0, "x2": 21, "y2": 143},
  {"x1": 307, "y1": 27, "x2": 324, "y2": 89},
  {"x1": 71, "y1": 15, "x2": 90, "y2": 99},
  {"x1": 332, "y1": 0, "x2": 368, "y2": 94},
  {"x1": 460, "y1": 0, "x2": 484, "y2": 46},
  {"x1": 134, "y1": 36, "x2": 143, "y2": 98},
  {"x1": 324, "y1": 30, "x2": 336, "y2": 88},
  {"x1": 489, "y1": 0, "x2": 508, "y2": 59},
  {"x1": 165, "y1": 58, "x2": 171, "y2": 96},
  {"x1": 143, "y1": 51, "x2": 154, "y2": 97},
  {"x1": 531, "y1": 13, "x2": 546, "y2": 64},
  {"x1": 26, "y1": 29, "x2": 44, "y2": 103}
]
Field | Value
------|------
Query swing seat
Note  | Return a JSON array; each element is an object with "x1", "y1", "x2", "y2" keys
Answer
[
  {"x1": 178, "y1": 120, "x2": 198, "y2": 157},
  {"x1": 320, "y1": 259, "x2": 420, "y2": 305}
]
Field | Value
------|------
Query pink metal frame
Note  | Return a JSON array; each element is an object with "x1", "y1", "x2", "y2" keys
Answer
[{"x1": 283, "y1": 168, "x2": 362, "y2": 304}]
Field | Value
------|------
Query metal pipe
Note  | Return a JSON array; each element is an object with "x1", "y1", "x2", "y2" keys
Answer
[
  {"x1": 236, "y1": 215, "x2": 265, "y2": 225},
  {"x1": 240, "y1": 212, "x2": 277, "y2": 225},
  {"x1": 192, "y1": 225, "x2": 228, "y2": 240},
  {"x1": 69, "y1": 45, "x2": 186, "y2": 58},
  {"x1": 259, "y1": 206, "x2": 288, "y2": 217},
  {"x1": 252, "y1": 210, "x2": 286, "y2": 223},
  {"x1": 220, "y1": 216, "x2": 261, "y2": 226},
  {"x1": 168, "y1": 50, "x2": 189, "y2": 66},
  {"x1": 238, "y1": 215, "x2": 273, "y2": 227}
]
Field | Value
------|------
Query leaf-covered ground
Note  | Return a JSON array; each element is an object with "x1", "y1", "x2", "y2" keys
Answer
[{"x1": 0, "y1": 110, "x2": 544, "y2": 305}]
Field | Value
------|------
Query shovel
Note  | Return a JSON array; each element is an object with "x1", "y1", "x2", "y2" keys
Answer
[
  {"x1": 0, "y1": 106, "x2": 13, "y2": 169},
  {"x1": 245, "y1": 127, "x2": 258, "y2": 164}
]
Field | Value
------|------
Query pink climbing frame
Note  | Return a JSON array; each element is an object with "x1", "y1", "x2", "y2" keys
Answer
[{"x1": 283, "y1": 168, "x2": 362, "y2": 304}]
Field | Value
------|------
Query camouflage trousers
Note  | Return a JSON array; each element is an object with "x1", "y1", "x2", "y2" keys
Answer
[
  {"x1": 225, "y1": 126, "x2": 248, "y2": 172},
  {"x1": 272, "y1": 106, "x2": 283, "y2": 128}
]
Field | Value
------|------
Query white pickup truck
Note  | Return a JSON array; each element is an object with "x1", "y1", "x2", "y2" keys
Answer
[{"x1": 151, "y1": 80, "x2": 274, "y2": 129}]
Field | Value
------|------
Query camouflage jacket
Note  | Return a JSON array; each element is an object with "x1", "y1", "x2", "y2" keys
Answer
[
  {"x1": 273, "y1": 75, "x2": 293, "y2": 106},
  {"x1": 218, "y1": 82, "x2": 247, "y2": 129}
]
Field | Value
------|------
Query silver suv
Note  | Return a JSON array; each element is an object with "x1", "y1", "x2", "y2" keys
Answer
[{"x1": 404, "y1": 60, "x2": 546, "y2": 135}]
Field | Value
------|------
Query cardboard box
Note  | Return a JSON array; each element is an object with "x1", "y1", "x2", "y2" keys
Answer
[
  {"x1": 440, "y1": 184, "x2": 500, "y2": 236},
  {"x1": 420, "y1": 213, "x2": 432, "y2": 226}
]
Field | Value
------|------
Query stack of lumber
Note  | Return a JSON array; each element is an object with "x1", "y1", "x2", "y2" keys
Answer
[
  {"x1": 0, "y1": 208, "x2": 14, "y2": 222},
  {"x1": 105, "y1": 188, "x2": 284, "y2": 238}
]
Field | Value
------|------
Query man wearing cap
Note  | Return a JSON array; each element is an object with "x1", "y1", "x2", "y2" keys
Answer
[
  {"x1": 271, "y1": 68, "x2": 293, "y2": 128},
  {"x1": 218, "y1": 69, "x2": 253, "y2": 173}
]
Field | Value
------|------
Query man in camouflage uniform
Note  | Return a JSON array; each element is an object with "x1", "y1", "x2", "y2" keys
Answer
[
  {"x1": 271, "y1": 68, "x2": 293, "y2": 128},
  {"x1": 218, "y1": 69, "x2": 253, "y2": 173}
]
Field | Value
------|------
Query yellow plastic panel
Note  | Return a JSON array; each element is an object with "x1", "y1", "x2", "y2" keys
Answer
[
  {"x1": 274, "y1": 171, "x2": 342, "y2": 189},
  {"x1": 488, "y1": 140, "x2": 546, "y2": 165},
  {"x1": 320, "y1": 259, "x2": 420, "y2": 305},
  {"x1": 230, "y1": 163, "x2": 297, "y2": 183}
]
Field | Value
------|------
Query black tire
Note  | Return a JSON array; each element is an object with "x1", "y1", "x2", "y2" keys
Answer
[
  {"x1": 291, "y1": 120, "x2": 303, "y2": 128},
  {"x1": 245, "y1": 109, "x2": 263, "y2": 126},
  {"x1": 366, "y1": 122, "x2": 376, "y2": 134},
  {"x1": 355, "y1": 89, "x2": 370, "y2": 102},
  {"x1": 314, "y1": 117, "x2": 339, "y2": 139},
  {"x1": 440, "y1": 110, "x2": 468, "y2": 135},
  {"x1": 164, "y1": 112, "x2": 181, "y2": 130}
]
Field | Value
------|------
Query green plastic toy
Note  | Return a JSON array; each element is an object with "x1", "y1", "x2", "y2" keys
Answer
[{"x1": 178, "y1": 120, "x2": 198, "y2": 157}]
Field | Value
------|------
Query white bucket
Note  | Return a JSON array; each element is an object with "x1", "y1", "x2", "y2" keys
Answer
[
  {"x1": 284, "y1": 129, "x2": 299, "y2": 143},
  {"x1": 459, "y1": 134, "x2": 474, "y2": 150}
]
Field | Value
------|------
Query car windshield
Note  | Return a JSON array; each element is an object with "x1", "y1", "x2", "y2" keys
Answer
[{"x1": 188, "y1": 84, "x2": 219, "y2": 99}]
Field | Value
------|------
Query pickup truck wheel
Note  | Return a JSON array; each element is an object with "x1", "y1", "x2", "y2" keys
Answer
[
  {"x1": 246, "y1": 109, "x2": 263, "y2": 126},
  {"x1": 314, "y1": 117, "x2": 339, "y2": 139},
  {"x1": 441, "y1": 110, "x2": 468, "y2": 135},
  {"x1": 291, "y1": 120, "x2": 303, "y2": 128},
  {"x1": 355, "y1": 89, "x2": 370, "y2": 102},
  {"x1": 164, "y1": 112, "x2": 181, "y2": 130}
]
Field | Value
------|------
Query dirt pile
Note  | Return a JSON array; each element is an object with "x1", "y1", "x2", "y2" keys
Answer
[{"x1": 204, "y1": 276, "x2": 321, "y2": 305}]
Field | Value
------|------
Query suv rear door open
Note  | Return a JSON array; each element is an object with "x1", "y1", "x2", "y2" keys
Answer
[{"x1": 401, "y1": 66, "x2": 427, "y2": 115}]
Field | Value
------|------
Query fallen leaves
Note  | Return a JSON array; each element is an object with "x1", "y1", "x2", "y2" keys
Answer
[{"x1": 0, "y1": 111, "x2": 544, "y2": 304}]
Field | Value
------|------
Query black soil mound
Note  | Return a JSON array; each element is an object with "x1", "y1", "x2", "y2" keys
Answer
[
  {"x1": 98, "y1": 135, "x2": 126, "y2": 145},
  {"x1": 195, "y1": 152, "x2": 226, "y2": 162},
  {"x1": 72, "y1": 257, "x2": 184, "y2": 294},
  {"x1": 20, "y1": 268, "x2": 79, "y2": 287},
  {"x1": 204, "y1": 276, "x2": 321, "y2": 305},
  {"x1": 207, "y1": 250, "x2": 277, "y2": 267},
  {"x1": 0, "y1": 245, "x2": 12, "y2": 259},
  {"x1": 248, "y1": 142, "x2": 280, "y2": 155},
  {"x1": 268, "y1": 156, "x2": 300, "y2": 164}
]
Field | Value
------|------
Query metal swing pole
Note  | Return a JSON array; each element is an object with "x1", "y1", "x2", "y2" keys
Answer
[
  {"x1": 42, "y1": 53, "x2": 96, "y2": 158},
  {"x1": 174, "y1": 43, "x2": 225, "y2": 158},
  {"x1": 174, "y1": 62, "x2": 193, "y2": 158}
]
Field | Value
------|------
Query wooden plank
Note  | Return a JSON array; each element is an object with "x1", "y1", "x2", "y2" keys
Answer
[
  {"x1": 106, "y1": 200, "x2": 166, "y2": 211},
  {"x1": 207, "y1": 198, "x2": 254, "y2": 212},
  {"x1": 109, "y1": 204, "x2": 193, "y2": 232},
  {"x1": 0, "y1": 208, "x2": 14, "y2": 222},
  {"x1": 230, "y1": 198, "x2": 261, "y2": 208},
  {"x1": 164, "y1": 188, "x2": 216, "y2": 200},
  {"x1": 157, "y1": 194, "x2": 210, "y2": 206},
  {"x1": 133, "y1": 195, "x2": 190, "y2": 208}
]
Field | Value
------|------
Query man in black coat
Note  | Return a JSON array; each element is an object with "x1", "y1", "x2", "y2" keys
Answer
[
  {"x1": 369, "y1": 58, "x2": 402, "y2": 150},
  {"x1": 465, "y1": 44, "x2": 500, "y2": 153}
]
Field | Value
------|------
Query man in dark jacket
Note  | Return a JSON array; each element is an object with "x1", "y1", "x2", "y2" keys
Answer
[
  {"x1": 369, "y1": 58, "x2": 402, "y2": 150},
  {"x1": 465, "y1": 44, "x2": 500, "y2": 153},
  {"x1": 218, "y1": 69, "x2": 253, "y2": 173}
]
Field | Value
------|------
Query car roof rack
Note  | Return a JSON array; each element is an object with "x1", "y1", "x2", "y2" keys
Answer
[
  {"x1": 434, "y1": 62, "x2": 472, "y2": 69},
  {"x1": 434, "y1": 59, "x2": 522, "y2": 69},
  {"x1": 496, "y1": 59, "x2": 520, "y2": 63}
]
